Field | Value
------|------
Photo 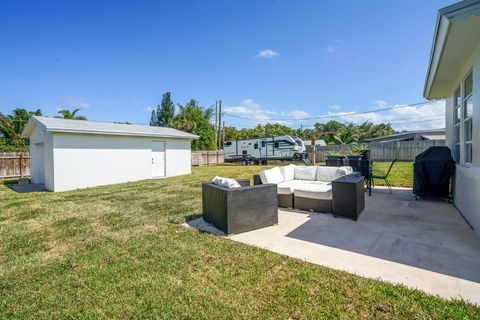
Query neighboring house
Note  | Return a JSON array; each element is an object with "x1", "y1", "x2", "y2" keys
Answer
[
  {"x1": 303, "y1": 139, "x2": 327, "y2": 151},
  {"x1": 424, "y1": 0, "x2": 480, "y2": 234},
  {"x1": 21, "y1": 116, "x2": 198, "y2": 192},
  {"x1": 365, "y1": 129, "x2": 445, "y2": 143}
]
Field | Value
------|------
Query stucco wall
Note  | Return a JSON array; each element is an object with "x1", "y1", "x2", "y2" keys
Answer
[
  {"x1": 28, "y1": 124, "x2": 54, "y2": 190},
  {"x1": 446, "y1": 46, "x2": 480, "y2": 234},
  {"x1": 165, "y1": 139, "x2": 191, "y2": 177},
  {"x1": 49, "y1": 133, "x2": 192, "y2": 192}
]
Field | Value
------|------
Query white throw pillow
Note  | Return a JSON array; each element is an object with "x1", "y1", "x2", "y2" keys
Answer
[
  {"x1": 280, "y1": 164, "x2": 295, "y2": 182},
  {"x1": 259, "y1": 167, "x2": 284, "y2": 184},
  {"x1": 294, "y1": 166, "x2": 317, "y2": 181},
  {"x1": 212, "y1": 176, "x2": 242, "y2": 188},
  {"x1": 316, "y1": 166, "x2": 346, "y2": 182},
  {"x1": 339, "y1": 166, "x2": 353, "y2": 175}
]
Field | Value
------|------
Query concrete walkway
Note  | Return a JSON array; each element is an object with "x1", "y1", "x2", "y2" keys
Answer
[{"x1": 188, "y1": 187, "x2": 480, "y2": 304}]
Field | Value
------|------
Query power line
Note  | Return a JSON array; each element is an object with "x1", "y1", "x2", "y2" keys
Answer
[{"x1": 223, "y1": 100, "x2": 443, "y2": 122}]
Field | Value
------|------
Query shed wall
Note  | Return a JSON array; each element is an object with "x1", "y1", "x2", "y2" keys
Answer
[{"x1": 50, "y1": 133, "x2": 191, "y2": 192}]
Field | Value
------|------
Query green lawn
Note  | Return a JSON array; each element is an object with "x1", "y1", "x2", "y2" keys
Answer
[
  {"x1": 372, "y1": 161, "x2": 414, "y2": 188},
  {"x1": 0, "y1": 164, "x2": 477, "y2": 319}
]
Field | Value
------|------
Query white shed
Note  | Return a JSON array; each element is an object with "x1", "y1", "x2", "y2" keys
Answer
[{"x1": 22, "y1": 116, "x2": 198, "y2": 192}]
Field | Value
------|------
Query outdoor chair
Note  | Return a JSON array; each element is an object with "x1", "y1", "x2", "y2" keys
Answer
[
  {"x1": 371, "y1": 159, "x2": 397, "y2": 194},
  {"x1": 202, "y1": 178, "x2": 278, "y2": 235}
]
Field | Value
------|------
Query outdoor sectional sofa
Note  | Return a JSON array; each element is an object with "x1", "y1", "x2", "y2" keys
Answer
[{"x1": 254, "y1": 165, "x2": 353, "y2": 213}]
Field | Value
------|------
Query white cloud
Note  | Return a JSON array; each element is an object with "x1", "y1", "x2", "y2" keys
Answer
[
  {"x1": 328, "y1": 104, "x2": 341, "y2": 111},
  {"x1": 58, "y1": 97, "x2": 91, "y2": 109},
  {"x1": 224, "y1": 99, "x2": 277, "y2": 122},
  {"x1": 225, "y1": 99, "x2": 310, "y2": 125},
  {"x1": 324, "y1": 100, "x2": 446, "y2": 131},
  {"x1": 256, "y1": 49, "x2": 280, "y2": 58},
  {"x1": 373, "y1": 100, "x2": 388, "y2": 109},
  {"x1": 335, "y1": 38, "x2": 343, "y2": 43},
  {"x1": 144, "y1": 106, "x2": 155, "y2": 112},
  {"x1": 325, "y1": 46, "x2": 335, "y2": 54},
  {"x1": 280, "y1": 110, "x2": 310, "y2": 119}
]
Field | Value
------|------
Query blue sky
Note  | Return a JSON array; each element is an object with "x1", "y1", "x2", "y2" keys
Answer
[{"x1": 0, "y1": 0, "x2": 453, "y2": 131}]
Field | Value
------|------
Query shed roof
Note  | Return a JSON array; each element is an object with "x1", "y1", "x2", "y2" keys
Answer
[
  {"x1": 22, "y1": 116, "x2": 199, "y2": 139},
  {"x1": 365, "y1": 129, "x2": 445, "y2": 143}
]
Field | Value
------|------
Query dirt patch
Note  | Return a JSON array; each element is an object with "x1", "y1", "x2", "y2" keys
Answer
[
  {"x1": 90, "y1": 219, "x2": 130, "y2": 242},
  {"x1": 44, "y1": 241, "x2": 71, "y2": 259}
]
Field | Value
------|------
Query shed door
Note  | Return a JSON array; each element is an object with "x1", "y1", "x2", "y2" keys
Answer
[
  {"x1": 32, "y1": 142, "x2": 45, "y2": 184},
  {"x1": 151, "y1": 141, "x2": 166, "y2": 178}
]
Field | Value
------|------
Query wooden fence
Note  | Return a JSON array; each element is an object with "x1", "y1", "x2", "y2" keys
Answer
[
  {"x1": 314, "y1": 140, "x2": 446, "y2": 162},
  {"x1": 191, "y1": 150, "x2": 224, "y2": 166},
  {"x1": 0, "y1": 152, "x2": 31, "y2": 179}
]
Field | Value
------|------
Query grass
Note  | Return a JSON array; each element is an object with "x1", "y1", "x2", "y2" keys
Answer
[
  {"x1": 371, "y1": 161, "x2": 414, "y2": 188},
  {"x1": 0, "y1": 164, "x2": 478, "y2": 319}
]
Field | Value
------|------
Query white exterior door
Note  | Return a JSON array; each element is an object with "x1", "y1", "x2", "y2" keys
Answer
[
  {"x1": 32, "y1": 142, "x2": 45, "y2": 184},
  {"x1": 151, "y1": 141, "x2": 166, "y2": 178}
]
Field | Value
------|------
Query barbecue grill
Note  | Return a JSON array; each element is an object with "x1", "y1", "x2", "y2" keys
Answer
[{"x1": 413, "y1": 146, "x2": 455, "y2": 201}]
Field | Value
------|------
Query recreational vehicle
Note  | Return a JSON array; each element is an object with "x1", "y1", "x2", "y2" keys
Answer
[{"x1": 223, "y1": 135, "x2": 309, "y2": 165}]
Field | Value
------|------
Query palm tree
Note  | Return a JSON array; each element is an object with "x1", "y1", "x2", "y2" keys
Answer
[
  {"x1": 57, "y1": 108, "x2": 87, "y2": 120},
  {"x1": 333, "y1": 129, "x2": 359, "y2": 145}
]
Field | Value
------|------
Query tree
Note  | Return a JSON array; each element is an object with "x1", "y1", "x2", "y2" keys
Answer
[
  {"x1": 333, "y1": 127, "x2": 359, "y2": 145},
  {"x1": 223, "y1": 126, "x2": 239, "y2": 141},
  {"x1": 151, "y1": 92, "x2": 175, "y2": 127},
  {"x1": 149, "y1": 110, "x2": 157, "y2": 126},
  {"x1": 0, "y1": 108, "x2": 42, "y2": 150},
  {"x1": 57, "y1": 108, "x2": 87, "y2": 120},
  {"x1": 313, "y1": 120, "x2": 346, "y2": 144},
  {"x1": 158, "y1": 92, "x2": 175, "y2": 126},
  {"x1": 172, "y1": 99, "x2": 215, "y2": 151}
]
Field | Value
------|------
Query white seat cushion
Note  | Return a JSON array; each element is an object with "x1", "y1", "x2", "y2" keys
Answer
[
  {"x1": 280, "y1": 164, "x2": 295, "y2": 182},
  {"x1": 294, "y1": 166, "x2": 317, "y2": 181},
  {"x1": 316, "y1": 166, "x2": 347, "y2": 182},
  {"x1": 294, "y1": 183, "x2": 332, "y2": 200},
  {"x1": 212, "y1": 176, "x2": 241, "y2": 188},
  {"x1": 259, "y1": 167, "x2": 284, "y2": 184},
  {"x1": 276, "y1": 180, "x2": 304, "y2": 195}
]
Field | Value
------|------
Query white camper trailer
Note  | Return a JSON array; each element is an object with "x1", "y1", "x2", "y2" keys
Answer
[{"x1": 223, "y1": 135, "x2": 309, "y2": 165}]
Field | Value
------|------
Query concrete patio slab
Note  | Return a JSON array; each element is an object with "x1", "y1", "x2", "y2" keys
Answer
[
  {"x1": 8, "y1": 183, "x2": 46, "y2": 193},
  {"x1": 187, "y1": 187, "x2": 480, "y2": 304}
]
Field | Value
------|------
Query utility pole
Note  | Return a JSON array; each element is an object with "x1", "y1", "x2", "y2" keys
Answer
[
  {"x1": 218, "y1": 100, "x2": 222, "y2": 150},
  {"x1": 222, "y1": 120, "x2": 225, "y2": 149},
  {"x1": 214, "y1": 100, "x2": 218, "y2": 150}
]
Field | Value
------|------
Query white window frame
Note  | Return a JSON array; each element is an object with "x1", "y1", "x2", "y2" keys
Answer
[
  {"x1": 463, "y1": 71, "x2": 473, "y2": 166},
  {"x1": 454, "y1": 86, "x2": 461, "y2": 163},
  {"x1": 455, "y1": 70, "x2": 474, "y2": 166}
]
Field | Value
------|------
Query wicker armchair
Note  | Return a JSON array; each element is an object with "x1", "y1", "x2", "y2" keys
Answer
[{"x1": 202, "y1": 179, "x2": 278, "y2": 235}]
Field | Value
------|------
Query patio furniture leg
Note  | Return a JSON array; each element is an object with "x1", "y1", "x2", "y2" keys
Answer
[
  {"x1": 368, "y1": 177, "x2": 372, "y2": 196},
  {"x1": 385, "y1": 178, "x2": 393, "y2": 194}
]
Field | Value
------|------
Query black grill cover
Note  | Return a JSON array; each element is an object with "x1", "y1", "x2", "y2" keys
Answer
[{"x1": 413, "y1": 146, "x2": 455, "y2": 198}]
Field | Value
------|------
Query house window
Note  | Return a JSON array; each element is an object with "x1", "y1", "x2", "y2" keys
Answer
[
  {"x1": 274, "y1": 142, "x2": 279, "y2": 148},
  {"x1": 254, "y1": 143, "x2": 258, "y2": 149},
  {"x1": 463, "y1": 71, "x2": 473, "y2": 164},
  {"x1": 454, "y1": 87, "x2": 461, "y2": 163},
  {"x1": 261, "y1": 141, "x2": 266, "y2": 148}
]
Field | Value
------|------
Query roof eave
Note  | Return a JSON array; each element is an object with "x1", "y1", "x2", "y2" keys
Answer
[
  {"x1": 46, "y1": 128, "x2": 199, "y2": 139},
  {"x1": 424, "y1": 0, "x2": 480, "y2": 99},
  {"x1": 423, "y1": 14, "x2": 451, "y2": 100},
  {"x1": 21, "y1": 116, "x2": 43, "y2": 138}
]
